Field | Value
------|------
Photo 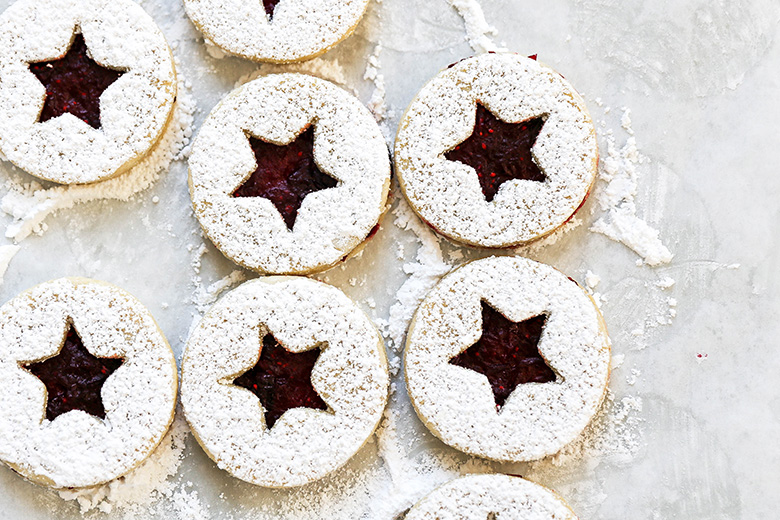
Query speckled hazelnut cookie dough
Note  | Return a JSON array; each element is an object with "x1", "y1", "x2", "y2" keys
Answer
[
  {"x1": 395, "y1": 53, "x2": 598, "y2": 248},
  {"x1": 183, "y1": 0, "x2": 369, "y2": 63},
  {"x1": 0, "y1": 0, "x2": 177, "y2": 185},
  {"x1": 405, "y1": 256, "x2": 610, "y2": 463},
  {"x1": 181, "y1": 276, "x2": 389, "y2": 488},
  {"x1": 406, "y1": 474, "x2": 578, "y2": 520},
  {"x1": 0, "y1": 278, "x2": 178, "y2": 489},
  {"x1": 188, "y1": 73, "x2": 391, "y2": 276}
]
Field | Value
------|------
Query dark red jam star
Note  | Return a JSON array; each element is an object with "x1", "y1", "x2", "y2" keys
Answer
[
  {"x1": 263, "y1": 0, "x2": 281, "y2": 19},
  {"x1": 28, "y1": 34, "x2": 125, "y2": 130},
  {"x1": 232, "y1": 126, "x2": 339, "y2": 230},
  {"x1": 23, "y1": 322, "x2": 124, "y2": 421},
  {"x1": 449, "y1": 301, "x2": 556, "y2": 409},
  {"x1": 444, "y1": 103, "x2": 546, "y2": 202},
  {"x1": 233, "y1": 333, "x2": 328, "y2": 429}
]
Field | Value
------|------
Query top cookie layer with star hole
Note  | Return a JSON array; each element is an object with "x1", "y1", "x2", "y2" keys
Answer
[{"x1": 395, "y1": 53, "x2": 597, "y2": 248}]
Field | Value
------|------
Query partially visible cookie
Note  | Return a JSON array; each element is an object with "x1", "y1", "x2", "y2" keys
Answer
[
  {"x1": 395, "y1": 53, "x2": 597, "y2": 248},
  {"x1": 0, "y1": 278, "x2": 178, "y2": 489},
  {"x1": 405, "y1": 256, "x2": 610, "y2": 463},
  {"x1": 0, "y1": 0, "x2": 177, "y2": 184},
  {"x1": 189, "y1": 73, "x2": 390, "y2": 276},
  {"x1": 184, "y1": 0, "x2": 369, "y2": 63},
  {"x1": 181, "y1": 276, "x2": 389, "y2": 487},
  {"x1": 406, "y1": 474, "x2": 578, "y2": 520}
]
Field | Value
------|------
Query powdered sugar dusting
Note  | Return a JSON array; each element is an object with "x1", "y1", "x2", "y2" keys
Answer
[
  {"x1": 189, "y1": 73, "x2": 390, "y2": 275},
  {"x1": 406, "y1": 474, "x2": 577, "y2": 520},
  {"x1": 184, "y1": 0, "x2": 369, "y2": 63},
  {"x1": 58, "y1": 411, "x2": 189, "y2": 515},
  {"x1": 181, "y1": 277, "x2": 389, "y2": 487},
  {"x1": 0, "y1": 277, "x2": 178, "y2": 488},
  {"x1": 0, "y1": 0, "x2": 177, "y2": 184},
  {"x1": 0, "y1": 75, "x2": 195, "y2": 242},
  {"x1": 405, "y1": 256, "x2": 611, "y2": 462},
  {"x1": 0, "y1": 244, "x2": 19, "y2": 284},
  {"x1": 395, "y1": 53, "x2": 597, "y2": 248}
]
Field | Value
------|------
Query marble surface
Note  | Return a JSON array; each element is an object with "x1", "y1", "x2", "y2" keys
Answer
[{"x1": 0, "y1": 0, "x2": 776, "y2": 518}]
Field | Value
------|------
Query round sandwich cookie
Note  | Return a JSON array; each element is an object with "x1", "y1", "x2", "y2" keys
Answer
[
  {"x1": 188, "y1": 73, "x2": 391, "y2": 276},
  {"x1": 395, "y1": 53, "x2": 598, "y2": 248},
  {"x1": 0, "y1": 278, "x2": 178, "y2": 489},
  {"x1": 406, "y1": 474, "x2": 578, "y2": 520},
  {"x1": 404, "y1": 256, "x2": 610, "y2": 463},
  {"x1": 0, "y1": 0, "x2": 177, "y2": 185},
  {"x1": 184, "y1": 0, "x2": 369, "y2": 63},
  {"x1": 181, "y1": 276, "x2": 389, "y2": 487}
]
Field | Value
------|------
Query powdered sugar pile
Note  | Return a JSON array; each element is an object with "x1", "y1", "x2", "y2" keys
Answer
[
  {"x1": 590, "y1": 108, "x2": 673, "y2": 266},
  {"x1": 446, "y1": 0, "x2": 506, "y2": 53},
  {"x1": 0, "y1": 75, "x2": 195, "y2": 242}
]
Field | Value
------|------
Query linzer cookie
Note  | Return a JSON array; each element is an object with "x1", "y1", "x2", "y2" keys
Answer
[
  {"x1": 395, "y1": 53, "x2": 597, "y2": 248},
  {"x1": 184, "y1": 0, "x2": 369, "y2": 63},
  {"x1": 188, "y1": 73, "x2": 390, "y2": 275},
  {"x1": 181, "y1": 276, "x2": 389, "y2": 487},
  {"x1": 406, "y1": 474, "x2": 578, "y2": 520},
  {"x1": 0, "y1": 278, "x2": 178, "y2": 488},
  {"x1": 404, "y1": 256, "x2": 610, "y2": 462},
  {"x1": 0, "y1": 0, "x2": 177, "y2": 185}
]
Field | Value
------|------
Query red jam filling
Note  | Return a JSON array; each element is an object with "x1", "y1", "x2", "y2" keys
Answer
[
  {"x1": 449, "y1": 301, "x2": 556, "y2": 408},
  {"x1": 232, "y1": 126, "x2": 339, "y2": 230},
  {"x1": 24, "y1": 323, "x2": 123, "y2": 421},
  {"x1": 29, "y1": 34, "x2": 124, "y2": 130},
  {"x1": 445, "y1": 103, "x2": 546, "y2": 202},
  {"x1": 263, "y1": 0, "x2": 281, "y2": 18},
  {"x1": 233, "y1": 333, "x2": 327, "y2": 429}
]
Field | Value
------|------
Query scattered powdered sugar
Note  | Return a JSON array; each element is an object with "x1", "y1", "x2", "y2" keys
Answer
[
  {"x1": 405, "y1": 256, "x2": 611, "y2": 462},
  {"x1": 384, "y1": 197, "x2": 451, "y2": 353},
  {"x1": 0, "y1": 74, "x2": 195, "y2": 242},
  {"x1": 446, "y1": 0, "x2": 506, "y2": 53},
  {"x1": 395, "y1": 53, "x2": 597, "y2": 248},
  {"x1": 405, "y1": 474, "x2": 577, "y2": 520},
  {"x1": 0, "y1": 244, "x2": 19, "y2": 284},
  {"x1": 184, "y1": 0, "x2": 369, "y2": 63},
  {"x1": 590, "y1": 108, "x2": 673, "y2": 266},
  {"x1": 193, "y1": 268, "x2": 247, "y2": 313},
  {"x1": 236, "y1": 57, "x2": 349, "y2": 90},
  {"x1": 363, "y1": 44, "x2": 388, "y2": 122},
  {"x1": 58, "y1": 412, "x2": 189, "y2": 515}
]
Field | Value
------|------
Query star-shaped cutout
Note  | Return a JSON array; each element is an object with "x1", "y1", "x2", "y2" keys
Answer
[
  {"x1": 28, "y1": 33, "x2": 124, "y2": 130},
  {"x1": 444, "y1": 103, "x2": 547, "y2": 202},
  {"x1": 23, "y1": 321, "x2": 124, "y2": 421},
  {"x1": 449, "y1": 301, "x2": 556, "y2": 409},
  {"x1": 232, "y1": 126, "x2": 339, "y2": 230},
  {"x1": 233, "y1": 333, "x2": 328, "y2": 429},
  {"x1": 263, "y1": 0, "x2": 281, "y2": 19}
]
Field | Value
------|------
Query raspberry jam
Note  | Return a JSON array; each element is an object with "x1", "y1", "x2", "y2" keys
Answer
[
  {"x1": 233, "y1": 334, "x2": 327, "y2": 429},
  {"x1": 449, "y1": 301, "x2": 556, "y2": 408},
  {"x1": 445, "y1": 103, "x2": 546, "y2": 202},
  {"x1": 24, "y1": 323, "x2": 124, "y2": 421},
  {"x1": 263, "y1": 0, "x2": 281, "y2": 18},
  {"x1": 29, "y1": 34, "x2": 124, "y2": 130},
  {"x1": 233, "y1": 126, "x2": 339, "y2": 230}
]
